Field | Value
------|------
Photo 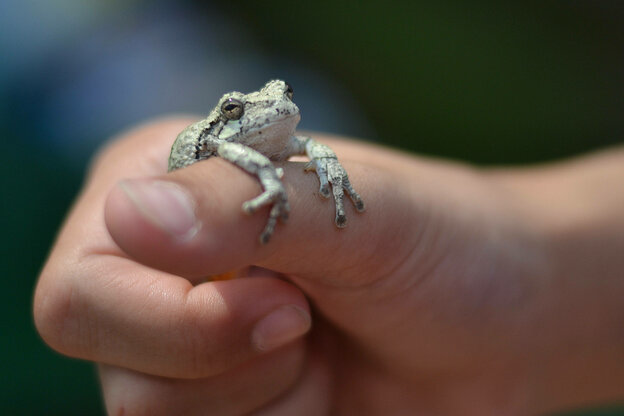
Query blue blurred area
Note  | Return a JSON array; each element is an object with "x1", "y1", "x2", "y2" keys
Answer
[
  {"x1": 2, "y1": 1, "x2": 623, "y2": 414},
  {"x1": 1, "y1": 1, "x2": 372, "y2": 414},
  {"x1": 1, "y1": 0, "x2": 372, "y2": 168}
]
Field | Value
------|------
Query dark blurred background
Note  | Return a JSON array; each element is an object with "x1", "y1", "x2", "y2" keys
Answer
[{"x1": 1, "y1": 0, "x2": 623, "y2": 414}]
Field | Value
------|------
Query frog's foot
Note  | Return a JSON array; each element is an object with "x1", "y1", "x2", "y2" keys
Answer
[
  {"x1": 304, "y1": 144, "x2": 365, "y2": 228},
  {"x1": 218, "y1": 142, "x2": 290, "y2": 244},
  {"x1": 242, "y1": 185, "x2": 290, "y2": 244}
]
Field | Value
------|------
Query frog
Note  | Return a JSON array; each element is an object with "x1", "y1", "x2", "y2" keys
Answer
[{"x1": 168, "y1": 79, "x2": 365, "y2": 244}]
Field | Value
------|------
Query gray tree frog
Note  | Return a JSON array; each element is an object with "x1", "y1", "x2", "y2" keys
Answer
[{"x1": 168, "y1": 80, "x2": 365, "y2": 243}]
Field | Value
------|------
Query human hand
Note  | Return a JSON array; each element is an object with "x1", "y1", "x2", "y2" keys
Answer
[{"x1": 34, "y1": 119, "x2": 624, "y2": 415}]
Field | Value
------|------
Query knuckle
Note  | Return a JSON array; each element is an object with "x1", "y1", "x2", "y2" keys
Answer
[
  {"x1": 34, "y1": 264, "x2": 104, "y2": 360},
  {"x1": 33, "y1": 269, "x2": 83, "y2": 356}
]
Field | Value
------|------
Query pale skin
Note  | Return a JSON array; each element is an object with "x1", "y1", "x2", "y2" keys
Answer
[{"x1": 34, "y1": 118, "x2": 624, "y2": 415}]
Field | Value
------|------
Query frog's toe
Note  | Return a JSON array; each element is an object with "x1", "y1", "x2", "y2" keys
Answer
[
  {"x1": 320, "y1": 184, "x2": 331, "y2": 198},
  {"x1": 259, "y1": 230, "x2": 272, "y2": 245},
  {"x1": 354, "y1": 198, "x2": 365, "y2": 212},
  {"x1": 242, "y1": 201, "x2": 255, "y2": 214},
  {"x1": 259, "y1": 217, "x2": 277, "y2": 244},
  {"x1": 335, "y1": 213, "x2": 347, "y2": 228}
]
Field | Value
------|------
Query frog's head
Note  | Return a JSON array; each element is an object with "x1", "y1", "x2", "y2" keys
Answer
[{"x1": 216, "y1": 80, "x2": 301, "y2": 151}]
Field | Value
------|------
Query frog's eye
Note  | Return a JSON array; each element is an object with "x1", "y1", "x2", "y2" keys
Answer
[
  {"x1": 221, "y1": 98, "x2": 244, "y2": 120},
  {"x1": 284, "y1": 82, "x2": 294, "y2": 100}
]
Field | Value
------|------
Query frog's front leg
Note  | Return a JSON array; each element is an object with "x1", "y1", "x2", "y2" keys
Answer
[
  {"x1": 217, "y1": 142, "x2": 289, "y2": 244},
  {"x1": 289, "y1": 136, "x2": 365, "y2": 228}
]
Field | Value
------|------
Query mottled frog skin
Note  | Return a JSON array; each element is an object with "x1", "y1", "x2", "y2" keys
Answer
[{"x1": 168, "y1": 80, "x2": 364, "y2": 243}]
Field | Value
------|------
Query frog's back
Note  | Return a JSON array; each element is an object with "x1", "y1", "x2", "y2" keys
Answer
[{"x1": 168, "y1": 116, "x2": 218, "y2": 172}]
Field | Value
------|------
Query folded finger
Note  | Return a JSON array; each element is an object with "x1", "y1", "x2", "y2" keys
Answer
[{"x1": 35, "y1": 260, "x2": 311, "y2": 378}]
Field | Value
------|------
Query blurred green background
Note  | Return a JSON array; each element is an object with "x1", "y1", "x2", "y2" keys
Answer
[{"x1": 1, "y1": 0, "x2": 623, "y2": 414}]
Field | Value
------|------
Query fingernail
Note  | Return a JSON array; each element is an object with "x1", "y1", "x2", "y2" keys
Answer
[
  {"x1": 119, "y1": 179, "x2": 200, "y2": 241},
  {"x1": 252, "y1": 305, "x2": 311, "y2": 352}
]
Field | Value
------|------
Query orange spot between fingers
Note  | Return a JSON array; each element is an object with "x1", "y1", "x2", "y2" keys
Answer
[{"x1": 208, "y1": 270, "x2": 238, "y2": 281}]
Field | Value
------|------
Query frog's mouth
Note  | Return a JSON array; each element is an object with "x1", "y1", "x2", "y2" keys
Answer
[
  {"x1": 219, "y1": 112, "x2": 300, "y2": 143},
  {"x1": 248, "y1": 113, "x2": 300, "y2": 140}
]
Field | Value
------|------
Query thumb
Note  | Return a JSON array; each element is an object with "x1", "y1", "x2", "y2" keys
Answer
[{"x1": 104, "y1": 140, "x2": 423, "y2": 287}]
